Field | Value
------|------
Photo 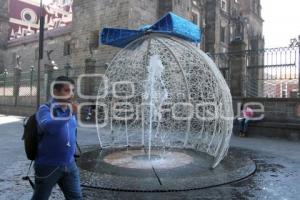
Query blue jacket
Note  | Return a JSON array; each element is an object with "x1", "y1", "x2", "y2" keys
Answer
[{"x1": 35, "y1": 99, "x2": 77, "y2": 166}]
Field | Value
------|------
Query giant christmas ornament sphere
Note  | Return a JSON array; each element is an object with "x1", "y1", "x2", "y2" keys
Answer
[{"x1": 96, "y1": 33, "x2": 233, "y2": 168}]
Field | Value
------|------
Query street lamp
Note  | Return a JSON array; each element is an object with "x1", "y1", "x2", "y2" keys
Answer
[
  {"x1": 51, "y1": 60, "x2": 58, "y2": 70},
  {"x1": 37, "y1": 0, "x2": 45, "y2": 109}
]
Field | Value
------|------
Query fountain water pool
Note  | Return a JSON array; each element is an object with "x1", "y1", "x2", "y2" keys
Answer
[{"x1": 103, "y1": 149, "x2": 193, "y2": 169}]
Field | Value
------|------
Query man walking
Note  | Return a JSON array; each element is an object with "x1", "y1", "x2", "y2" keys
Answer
[{"x1": 32, "y1": 76, "x2": 82, "y2": 200}]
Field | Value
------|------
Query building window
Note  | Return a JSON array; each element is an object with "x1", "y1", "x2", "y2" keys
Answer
[
  {"x1": 232, "y1": 8, "x2": 237, "y2": 17},
  {"x1": 282, "y1": 90, "x2": 287, "y2": 98},
  {"x1": 89, "y1": 30, "x2": 99, "y2": 50},
  {"x1": 191, "y1": 11, "x2": 199, "y2": 25},
  {"x1": 21, "y1": 8, "x2": 37, "y2": 24},
  {"x1": 221, "y1": 0, "x2": 227, "y2": 11},
  {"x1": 252, "y1": 0, "x2": 258, "y2": 14},
  {"x1": 64, "y1": 41, "x2": 71, "y2": 56},
  {"x1": 230, "y1": 26, "x2": 234, "y2": 41},
  {"x1": 220, "y1": 26, "x2": 226, "y2": 43}
]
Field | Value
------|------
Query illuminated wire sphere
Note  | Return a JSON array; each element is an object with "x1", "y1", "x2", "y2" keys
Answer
[{"x1": 96, "y1": 33, "x2": 233, "y2": 168}]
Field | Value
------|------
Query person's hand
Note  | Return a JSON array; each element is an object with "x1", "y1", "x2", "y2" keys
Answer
[{"x1": 71, "y1": 102, "x2": 78, "y2": 114}]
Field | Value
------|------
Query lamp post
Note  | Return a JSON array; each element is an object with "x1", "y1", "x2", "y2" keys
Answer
[
  {"x1": 298, "y1": 36, "x2": 300, "y2": 98},
  {"x1": 37, "y1": 0, "x2": 45, "y2": 109}
]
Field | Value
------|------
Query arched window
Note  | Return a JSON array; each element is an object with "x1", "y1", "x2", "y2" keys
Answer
[
  {"x1": 220, "y1": 26, "x2": 226, "y2": 43},
  {"x1": 191, "y1": 10, "x2": 200, "y2": 25}
]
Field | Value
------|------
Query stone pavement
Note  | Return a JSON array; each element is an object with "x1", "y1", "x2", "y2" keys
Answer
[{"x1": 0, "y1": 115, "x2": 299, "y2": 200}]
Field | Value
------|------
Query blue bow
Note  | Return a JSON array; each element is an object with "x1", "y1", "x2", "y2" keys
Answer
[{"x1": 100, "y1": 12, "x2": 202, "y2": 48}]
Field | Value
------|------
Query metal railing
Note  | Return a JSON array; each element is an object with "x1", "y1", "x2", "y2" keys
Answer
[
  {"x1": 210, "y1": 46, "x2": 300, "y2": 98},
  {"x1": 0, "y1": 66, "x2": 82, "y2": 107},
  {"x1": 0, "y1": 60, "x2": 107, "y2": 109},
  {"x1": 0, "y1": 45, "x2": 299, "y2": 111}
]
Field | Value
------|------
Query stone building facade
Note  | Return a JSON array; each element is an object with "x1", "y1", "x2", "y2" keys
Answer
[
  {"x1": 70, "y1": 0, "x2": 201, "y2": 74},
  {"x1": 0, "y1": 0, "x2": 264, "y2": 98},
  {"x1": 204, "y1": 0, "x2": 264, "y2": 96},
  {"x1": 205, "y1": 0, "x2": 264, "y2": 54},
  {"x1": 0, "y1": 0, "x2": 10, "y2": 72},
  {"x1": 4, "y1": 27, "x2": 71, "y2": 72}
]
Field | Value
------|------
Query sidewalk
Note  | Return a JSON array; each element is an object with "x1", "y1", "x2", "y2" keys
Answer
[{"x1": 0, "y1": 115, "x2": 299, "y2": 199}]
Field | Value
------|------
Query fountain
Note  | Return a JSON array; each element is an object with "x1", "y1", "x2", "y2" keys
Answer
[{"x1": 77, "y1": 12, "x2": 256, "y2": 192}]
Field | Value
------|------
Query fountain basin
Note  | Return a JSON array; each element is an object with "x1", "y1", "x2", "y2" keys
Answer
[{"x1": 77, "y1": 146, "x2": 256, "y2": 192}]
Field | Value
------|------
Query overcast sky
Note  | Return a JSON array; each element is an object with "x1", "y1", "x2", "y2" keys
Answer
[
  {"x1": 32, "y1": 0, "x2": 300, "y2": 48},
  {"x1": 261, "y1": 0, "x2": 300, "y2": 48}
]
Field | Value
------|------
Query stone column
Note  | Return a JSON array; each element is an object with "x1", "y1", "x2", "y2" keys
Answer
[
  {"x1": 84, "y1": 58, "x2": 96, "y2": 97},
  {"x1": 13, "y1": 67, "x2": 22, "y2": 106},
  {"x1": 228, "y1": 39, "x2": 246, "y2": 97},
  {"x1": 158, "y1": 0, "x2": 173, "y2": 18}
]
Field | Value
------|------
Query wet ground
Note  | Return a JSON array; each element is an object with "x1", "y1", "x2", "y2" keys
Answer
[
  {"x1": 80, "y1": 147, "x2": 299, "y2": 200},
  {"x1": 0, "y1": 115, "x2": 299, "y2": 199}
]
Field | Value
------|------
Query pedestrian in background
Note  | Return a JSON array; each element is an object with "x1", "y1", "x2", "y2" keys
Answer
[{"x1": 238, "y1": 103, "x2": 254, "y2": 137}]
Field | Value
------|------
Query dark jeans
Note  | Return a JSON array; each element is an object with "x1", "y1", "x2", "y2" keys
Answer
[
  {"x1": 239, "y1": 118, "x2": 251, "y2": 134},
  {"x1": 31, "y1": 161, "x2": 82, "y2": 200}
]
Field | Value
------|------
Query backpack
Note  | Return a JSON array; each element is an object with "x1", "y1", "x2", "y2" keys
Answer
[
  {"x1": 22, "y1": 113, "x2": 40, "y2": 160},
  {"x1": 22, "y1": 103, "x2": 52, "y2": 161},
  {"x1": 22, "y1": 104, "x2": 81, "y2": 161}
]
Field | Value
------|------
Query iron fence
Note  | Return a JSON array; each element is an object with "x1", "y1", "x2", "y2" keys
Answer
[
  {"x1": 0, "y1": 63, "x2": 107, "y2": 109},
  {"x1": 211, "y1": 46, "x2": 300, "y2": 98},
  {"x1": 0, "y1": 45, "x2": 299, "y2": 109},
  {"x1": 208, "y1": 53, "x2": 230, "y2": 85},
  {"x1": 0, "y1": 69, "x2": 13, "y2": 96},
  {"x1": 0, "y1": 66, "x2": 83, "y2": 107}
]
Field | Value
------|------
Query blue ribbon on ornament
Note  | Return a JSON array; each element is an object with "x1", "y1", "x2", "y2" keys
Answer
[{"x1": 100, "y1": 12, "x2": 201, "y2": 48}]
